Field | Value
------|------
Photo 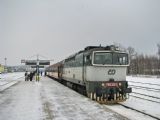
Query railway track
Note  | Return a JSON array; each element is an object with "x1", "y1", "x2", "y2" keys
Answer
[
  {"x1": 129, "y1": 94, "x2": 160, "y2": 104},
  {"x1": 119, "y1": 80, "x2": 160, "y2": 119},
  {"x1": 129, "y1": 85, "x2": 160, "y2": 92},
  {"x1": 118, "y1": 103, "x2": 160, "y2": 120},
  {"x1": 129, "y1": 81, "x2": 160, "y2": 87},
  {"x1": 132, "y1": 92, "x2": 160, "y2": 100},
  {"x1": 129, "y1": 81, "x2": 160, "y2": 103}
]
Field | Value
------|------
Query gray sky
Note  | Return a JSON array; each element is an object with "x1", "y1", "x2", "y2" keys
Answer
[{"x1": 0, "y1": 0, "x2": 160, "y2": 65}]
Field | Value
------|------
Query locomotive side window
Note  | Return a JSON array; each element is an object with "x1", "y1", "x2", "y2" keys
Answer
[{"x1": 84, "y1": 55, "x2": 91, "y2": 65}]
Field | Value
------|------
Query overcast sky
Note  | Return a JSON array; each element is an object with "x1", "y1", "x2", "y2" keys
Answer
[{"x1": 0, "y1": 0, "x2": 160, "y2": 65}]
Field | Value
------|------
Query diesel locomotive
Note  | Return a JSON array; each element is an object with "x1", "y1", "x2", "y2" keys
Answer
[{"x1": 46, "y1": 45, "x2": 132, "y2": 103}]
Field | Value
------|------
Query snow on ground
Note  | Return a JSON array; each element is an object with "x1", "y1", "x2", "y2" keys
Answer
[
  {"x1": 37, "y1": 77, "x2": 127, "y2": 120},
  {"x1": 104, "y1": 104, "x2": 156, "y2": 120},
  {"x1": 126, "y1": 76, "x2": 160, "y2": 119},
  {"x1": 127, "y1": 76, "x2": 160, "y2": 102},
  {"x1": 0, "y1": 72, "x2": 24, "y2": 81},
  {"x1": 0, "y1": 73, "x2": 160, "y2": 120},
  {"x1": 0, "y1": 72, "x2": 24, "y2": 91},
  {"x1": 121, "y1": 96, "x2": 160, "y2": 118},
  {"x1": 127, "y1": 76, "x2": 160, "y2": 85},
  {"x1": 0, "y1": 75, "x2": 128, "y2": 120},
  {"x1": 0, "y1": 81, "x2": 8, "y2": 85},
  {"x1": 0, "y1": 80, "x2": 44, "y2": 120}
]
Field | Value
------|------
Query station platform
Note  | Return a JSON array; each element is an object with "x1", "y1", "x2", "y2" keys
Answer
[{"x1": 0, "y1": 76, "x2": 128, "y2": 120}]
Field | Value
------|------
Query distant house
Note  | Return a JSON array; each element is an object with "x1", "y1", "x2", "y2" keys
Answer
[{"x1": 0, "y1": 64, "x2": 4, "y2": 73}]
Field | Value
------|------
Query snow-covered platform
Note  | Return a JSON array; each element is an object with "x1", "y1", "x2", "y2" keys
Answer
[{"x1": 0, "y1": 76, "x2": 128, "y2": 120}]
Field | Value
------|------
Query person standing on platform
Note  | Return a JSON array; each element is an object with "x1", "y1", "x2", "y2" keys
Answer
[
  {"x1": 30, "y1": 72, "x2": 33, "y2": 81},
  {"x1": 25, "y1": 71, "x2": 28, "y2": 81},
  {"x1": 44, "y1": 71, "x2": 47, "y2": 76},
  {"x1": 36, "y1": 73, "x2": 40, "y2": 82},
  {"x1": 41, "y1": 71, "x2": 43, "y2": 76},
  {"x1": 27, "y1": 73, "x2": 30, "y2": 81}
]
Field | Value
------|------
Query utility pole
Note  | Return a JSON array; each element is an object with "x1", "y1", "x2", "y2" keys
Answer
[
  {"x1": 4, "y1": 58, "x2": 7, "y2": 73},
  {"x1": 36, "y1": 54, "x2": 39, "y2": 75}
]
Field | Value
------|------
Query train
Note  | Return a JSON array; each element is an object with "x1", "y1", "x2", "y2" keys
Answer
[{"x1": 46, "y1": 45, "x2": 132, "y2": 103}]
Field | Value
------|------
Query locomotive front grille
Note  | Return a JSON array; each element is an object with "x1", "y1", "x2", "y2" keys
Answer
[{"x1": 86, "y1": 81, "x2": 131, "y2": 104}]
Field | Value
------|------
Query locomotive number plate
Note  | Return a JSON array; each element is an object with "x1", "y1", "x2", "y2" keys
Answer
[{"x1": 106, "y1": 83, "x2": 118, "y2": 87}]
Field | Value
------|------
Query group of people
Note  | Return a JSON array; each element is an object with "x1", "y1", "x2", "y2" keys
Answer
[{"x1": 25, "y1": 71, "x2": 42, "y2": 82}]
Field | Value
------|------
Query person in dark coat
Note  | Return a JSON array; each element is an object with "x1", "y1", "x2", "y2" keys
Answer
[
  {"x1": 27, "y1": 73, "x2": 30, "y2": 81},
  {"x1": 30, "y1": 72, "x2": 33, "y2": 81},
  {"x1": 41, "y1": 71, "x2": 43, "y2": 76},
  {"x1": 44, "y1": 71, "x2": 47, "y2": 76},
  {"x1": 25, "y1": 71, "x2": 28, "y2": 81}
]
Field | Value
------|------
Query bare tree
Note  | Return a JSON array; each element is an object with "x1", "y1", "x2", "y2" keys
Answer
[
  {"x1": 127, "y1": 47, "x2": 135, "y2": 56},
  {"x1": 111, "y1": 44, "x2": 160, "y2": 76},
  {"x1": 127, "y1": 46, "x2": 136, "y2": 74},
  {"x1": 157, "y1": 44, "x2": 160, "y2": 75},
  {"x1": 157, "y1": 44, "x2": 160, "y2": 57},
  {"x1": 113, "y1": 42, "x2": 127, "y2": 52}
]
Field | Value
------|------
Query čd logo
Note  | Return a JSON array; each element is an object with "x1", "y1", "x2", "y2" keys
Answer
[{"x1": 108, "y1": 69, "x2": 116, "y2": 75}]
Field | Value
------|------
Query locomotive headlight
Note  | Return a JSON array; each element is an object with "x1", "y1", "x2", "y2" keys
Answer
[
  {"x1": 119, "y1": 83, "x2": 122, "y2": 86},
  {"x1": 102, "y1": 83, "x2": 105, "y2": 87}
]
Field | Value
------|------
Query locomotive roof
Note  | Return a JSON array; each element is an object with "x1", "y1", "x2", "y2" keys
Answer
[
  {"x1": 84, "y1": 45, "x2": 119, "y2": 52},
  {"x1": 47, "y1": 45, "x2": 127, "y2": 67},
  {"x1": 65, "y1": 45, "x2": 124, "y2": 61}
]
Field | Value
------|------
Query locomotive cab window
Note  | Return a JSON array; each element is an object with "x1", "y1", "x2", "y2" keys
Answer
[
  {"x1": 94, "y1": 53, "x2": 112, "y2": 64},
  {"x1": 93, "y1": 52, "x2": 128, "y2": 65},
  {"x1": 113, "y1": 53, "x2": 128, "y2": 65}
]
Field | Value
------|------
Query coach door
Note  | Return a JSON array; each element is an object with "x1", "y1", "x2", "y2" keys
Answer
[
  {"x1": 83, "y1": 54, "x2": 91, "y2": 82},
  {"x1": 58, "y1": 65, "x2": 63, "y2": 79}
]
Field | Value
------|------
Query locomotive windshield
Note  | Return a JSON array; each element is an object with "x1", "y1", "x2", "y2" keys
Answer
[{"x1": 93, "y1": 52, "x2": 128, "y2": 65}]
